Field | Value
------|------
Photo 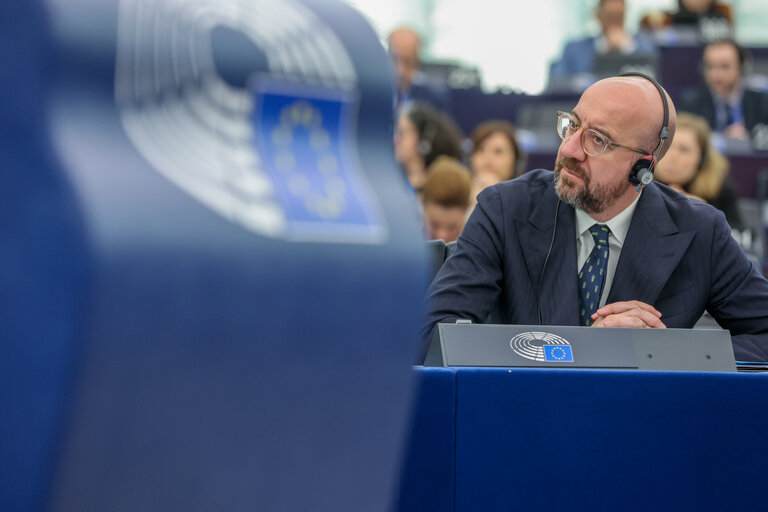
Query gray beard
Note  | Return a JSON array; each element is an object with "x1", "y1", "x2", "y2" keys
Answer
[{"x1": 554, "y1": 166, "x2": 630, "y2": 215}]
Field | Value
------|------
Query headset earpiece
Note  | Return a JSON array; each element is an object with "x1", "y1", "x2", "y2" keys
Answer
[
  {"x1": 419, "y1": 119, "x2": 437, "y2": 156},
  {"x1": 629, "y1": 157, "x2": 655, "y2": 191},
  {"x1": 619, "y1": 71, "x2": 669, "y2": 191}
]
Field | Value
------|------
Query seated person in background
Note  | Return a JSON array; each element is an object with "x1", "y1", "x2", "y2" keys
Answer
[
  {"x1": 468, "y1": 121, "x2": 521, "y2": 209},
  {"x1": 643, "y1": 0, "x2": 732, "y2": 39},
  {"x1": 679, "y1": 39, "x2": 768, "y2": 141},
  {"x1": 550, "y1": 0, "x2": 656, "y2": 82},
  {"x1": 654, "y1": 112, "x2": 742, "y2": 230},
  {"x1": 394, "y1": 102, "x2": 464, "y2": 194},
  {"x1": 388, "y1": 27, "x2": 452, "y2": 115},
  {"x1": 421, "y1": 157, "x2": 472, "y2": 242},
  {"x1": 424, "y1": 74, "x2": 768, "y2": 362}
]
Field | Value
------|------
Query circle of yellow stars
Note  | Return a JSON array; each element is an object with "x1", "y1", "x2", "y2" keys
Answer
[
  {"x1": 549, "y1": 346, "x2": 568, "y2": 360},
  {"x1": 270, "y1": 101, "x2": 347, "y2": 220}
]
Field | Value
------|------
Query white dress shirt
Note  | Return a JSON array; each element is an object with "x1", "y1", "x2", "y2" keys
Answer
[{"x1": 575, "y1": 193, "x2": 642, "y2": 308}]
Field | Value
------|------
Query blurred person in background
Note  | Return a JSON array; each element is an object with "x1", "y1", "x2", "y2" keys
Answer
[
  {"x1": 388, "y1": 27, "x2": 452, "y2": 114},
  {"x1": 654, "y1": 112, "x2": 742, "y2": 229},
  {"x1": 550, "y1": 0, "x2": 656, "y2": 81},
  {"x1": 393, "y1": 102, "x2": 464, "y2": 194},
  {"x1": 679, "y1": 39, "x2": 768, "y2": 141},
  {"x1": 643, "y1": 0, "x2": 732, "y2": 32},
  {"x1": 468, "y1": 120, "x2": 520, "y2": 209},
  {"x1": 421, "y1": 156, "x2": 472, "y2": 242}
]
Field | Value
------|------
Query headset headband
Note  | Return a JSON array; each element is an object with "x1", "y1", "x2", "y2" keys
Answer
[{"x1": 619, "y1": 72, "x2": 670, "y2": 159}]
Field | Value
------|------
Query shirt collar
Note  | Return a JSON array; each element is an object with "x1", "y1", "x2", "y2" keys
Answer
[{"x1": 574, "y1": 191, "x2": 642, "y2": 246}]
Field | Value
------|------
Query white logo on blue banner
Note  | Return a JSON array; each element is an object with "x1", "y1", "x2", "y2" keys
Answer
[
  {"x1": 510, "y1": 331, "x2": 574, "y2": 363},
  {"x1": 114, "y1": 0, "x2": 387, "y2": 244}
]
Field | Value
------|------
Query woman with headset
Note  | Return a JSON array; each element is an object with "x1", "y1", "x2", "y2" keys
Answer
[
  {"x1": 468, "y1": 120, "x2": 521, "y2": 211},
  {"x1": 393, "y1": 102, "x2": 463, "y2": 195},
  {"x1": 654, "y1": 112, "x2": 742, "y2": 230}
]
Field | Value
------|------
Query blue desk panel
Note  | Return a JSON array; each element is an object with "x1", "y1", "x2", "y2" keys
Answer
[
  {"x1": 454, "y1": 368, "x2": 768, "y2": 511},
  {"x1": 396, "y1": 368, "x2": 456, "y2": 512},
  {"x1": 400, "y1": 368, "x2": 768, "y2": 511}
]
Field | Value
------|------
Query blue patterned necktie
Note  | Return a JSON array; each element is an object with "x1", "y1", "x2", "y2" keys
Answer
[
  {"x1": 723, "y1": 103, "x2": 734, "y2": 130},
  {"x1": 579, "y1": 224, "x2": 611, "y2": 326}
]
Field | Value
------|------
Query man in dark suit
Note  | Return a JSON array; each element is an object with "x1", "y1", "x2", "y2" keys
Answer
[
  {"x1": 388, "y1": 27, "x2": 452, "y2": 115},
  {"x1": 679, "y1": 39, "x2": 768, "y2": 140},
  {"x1": 550, "y1": 0, "x2": 657, "y2": 85},
  {"x1": 424, "y1": 75, "x2": 768, "y2": 362}
]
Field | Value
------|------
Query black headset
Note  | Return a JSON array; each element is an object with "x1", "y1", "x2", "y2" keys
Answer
[
  {"x1": 418, "y1": 117, "x2": 437, "y2": 156},
  {"x1": 619, "y1": 72, "x2": 670, "y2": 192}
]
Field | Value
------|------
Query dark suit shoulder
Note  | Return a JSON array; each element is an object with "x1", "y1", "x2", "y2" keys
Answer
[
  {"x1": 477, "y1": 169, "x2": 554, "y2": 216},
  {"x1": 652, "y1": 181, "x2": 727, "y2": 230},
  {"x1": 551, "y1": 38, "x2": 595, "y2": 77},
  {"x1": 678, "y1": 85, "x2": 712, "y2": 111},
  {"x1": 469, "y1": 170, "x2": 557, "y2": 242},
  {"x1": 743, "y1": 88, "x2": 768, "y2": 104},
  {"x1": 743, "y1": 89, "x2": 768, "y2": 117},
  {"x1": 486, "y1": 169, "x2": 553, "y2": 199}
]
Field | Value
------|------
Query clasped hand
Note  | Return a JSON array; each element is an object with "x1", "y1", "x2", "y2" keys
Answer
[{"x1": 590, "y1": 300, "x2": 666, "y2": 328}]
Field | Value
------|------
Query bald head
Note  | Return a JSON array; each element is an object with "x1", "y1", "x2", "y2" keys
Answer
[
  {"x1": 389, "y1": 27, "x2": 422, "y2": 91},
  {"x1": 389, "y1": 27, "x2": 421, "y2": 49},
  {"x1": 582, "y1": 76, "x2": 677, "y2": 161}
]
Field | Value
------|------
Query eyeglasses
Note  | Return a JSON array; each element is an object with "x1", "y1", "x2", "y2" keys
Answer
[{"x1": 556, "y1": 111, "x2": 651, "y2": 157}]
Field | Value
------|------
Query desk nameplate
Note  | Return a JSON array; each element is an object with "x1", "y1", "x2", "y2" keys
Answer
[{"x1": 424, "y1": 324, "x2": 736, "y2": 372}]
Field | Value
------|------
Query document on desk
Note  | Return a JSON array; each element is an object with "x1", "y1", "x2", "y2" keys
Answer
[{"x1": 735, "y1": 361, "x2": 768, "y2": 372}]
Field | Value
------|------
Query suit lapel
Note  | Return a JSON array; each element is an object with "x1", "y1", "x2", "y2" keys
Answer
[
  {"x1": 608, "y1": 183, "x2": 694, "y2": 305},
  {"x1": 743, "y1": 90, "x2": 758, "y2": 133},
  {"x1": 703, "y1": 89, "x2": 718, "y2": 129},
  {"x1": 515, "y1": 184, "x2": 579, "y2": 325}
]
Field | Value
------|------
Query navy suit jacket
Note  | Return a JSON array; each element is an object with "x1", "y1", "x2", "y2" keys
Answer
[
  {"x1": 424, "y1": 170, "x2": 768, "y2": 362},
  {"x1": 678, "y1": 85, "x2": 768, "y2": 134}
]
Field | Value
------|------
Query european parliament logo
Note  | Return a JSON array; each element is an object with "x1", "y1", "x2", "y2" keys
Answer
[
  {"x1": 115, "y1": 0, "x2": 387, "y2": 244},
  {"x1": 510, "y1": 331, "x2": 574, "y2": 363}
]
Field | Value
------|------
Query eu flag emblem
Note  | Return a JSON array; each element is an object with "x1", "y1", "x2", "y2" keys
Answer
[
  {"x1": 253, "y1": 81, "x2": 386, "y2": 243},
  {"x1": 543, "y1": 345, "x2": 573, "y2": 362}
]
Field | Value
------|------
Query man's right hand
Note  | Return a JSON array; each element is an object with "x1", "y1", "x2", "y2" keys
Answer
[
  {"x1": 724, "y1": 122, "x2": 748, "y2": 140},
  {"x1": 591, "y1": 300, "x2": 666, "y2": 328}
]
